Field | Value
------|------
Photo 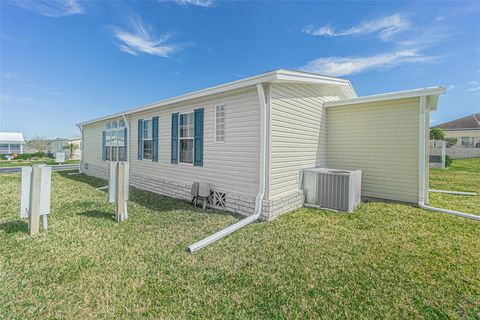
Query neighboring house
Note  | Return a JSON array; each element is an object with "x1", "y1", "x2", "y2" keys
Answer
[
  {"x1": 432, "y1": 113, "x2": 480, "y2": 148},
  {"x1": 77, "y1": 69, "x2": 445, "y2": 220},
  {"x1": 0, "y1": 132, "x2": 25, "y2": 155},
  {"x1": 49, "y1": 137, "x2": 82, "y2": 159}
]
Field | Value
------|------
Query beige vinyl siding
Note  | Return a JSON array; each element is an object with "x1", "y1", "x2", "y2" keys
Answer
[
  {"x1": 326, "y1": 97, "x2": 420, "y2": 203},
  {"x1": 268, "y1": 83, "x2": 349, "y2": 199},
  {"x1": 83, "y1": 120, "x2": 109, "y2": 170},
  {"x1": 127, "y1": 87, "x2": 261, "y2": 197}
]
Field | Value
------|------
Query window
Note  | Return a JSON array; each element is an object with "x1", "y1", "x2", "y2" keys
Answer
[
  {"x1": 215, "y1": 105, "x2": 225, "y2": 143},
  {"x1": 143, "y1": 119, "x2": 152, "y2": 159},
  {"x1": 461, "y1": 136, "x2": 470, "y2": 147},
  {"x1": 0, "y1": 144, "x2": 9, "y2": 153},
  {"x1": 179, "y1": 112, "x2": 194, "y2": 163},
  {"x1": 104, "y1": 120, "x2": 126, "y2": 161}
]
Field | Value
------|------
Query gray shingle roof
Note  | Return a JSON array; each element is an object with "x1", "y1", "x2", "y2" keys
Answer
[{"x1": 432, "y1": 113, "x2": 480, "y2": 130}]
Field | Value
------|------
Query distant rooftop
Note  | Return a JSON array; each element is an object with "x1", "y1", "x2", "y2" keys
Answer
[
  {"x1": 432, "y1": 113, "x2": 480, "y2": 130},
  {"x1": 0, "y1": 132, "x2": 26, "y2": 143}
]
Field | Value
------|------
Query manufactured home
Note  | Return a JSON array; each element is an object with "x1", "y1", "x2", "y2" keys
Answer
[{"x1": 77, "y1": 69, "x2": 445, "y2": 220}]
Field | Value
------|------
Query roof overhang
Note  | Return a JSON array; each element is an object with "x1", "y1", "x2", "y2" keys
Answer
[
  {"x1": 77, "y1": 69, "x2": 356, "y2": 127},
  {"x1": 324, "y1": 86, "x2": 446, "y2": 111},
  {"x1": 0, "y1": 140, "x2": 26, "y2": 144}
]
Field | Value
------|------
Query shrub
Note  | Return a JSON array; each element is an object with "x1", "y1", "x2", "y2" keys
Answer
[
  {"x1": 16, "y1": 152, "x2": 47, "y2": 160},
  {"x1": 445, "y1": 155, "x2": 453, "y2": 167},
  {"x1": 446, "y1": 138, "x2": 457, "y2": 148}
]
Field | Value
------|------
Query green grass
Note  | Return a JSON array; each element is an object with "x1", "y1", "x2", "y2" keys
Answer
[
  {"x1": 0, "y1": 158, "x2": 80, "y2": 167},
  {"x1": 0, "y1": 159, "x2": 479, "y2": 319},
  {"x1": 429, "y1": 158, "x2": 480, "y2": 215}
]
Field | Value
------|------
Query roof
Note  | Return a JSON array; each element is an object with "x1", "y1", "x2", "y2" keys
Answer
[
  {"x1": 324, "y1": 86, "x2": 446, "y2": 110},
  {"x1": 432, "y1": 113, "x2": 480, "y2": 130},
  {"x1": 77, "y1": 69, "x2": 357, "y2": 127},
  {"x1": 0, "y1": 132, "x2": 26, "y2": 144}
]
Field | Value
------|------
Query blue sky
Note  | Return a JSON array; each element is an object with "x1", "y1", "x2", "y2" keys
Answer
[{"x1": 1, "y1": 0, "x2": 479, "y2": 139}]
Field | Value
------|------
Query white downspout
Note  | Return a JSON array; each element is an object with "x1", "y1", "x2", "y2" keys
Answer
[
  {"x1": 187, "y1": 83, "x2": 268, "y2": 253},
  {"x1": 78, "y1": 125, "x2": 84, "y2": 174},
  {"x1": 122, "y1": 114, "x2": 130, "y2": 163},
  {"x1": 417, "y1": 95, "x2": 479, "y2": 221}
]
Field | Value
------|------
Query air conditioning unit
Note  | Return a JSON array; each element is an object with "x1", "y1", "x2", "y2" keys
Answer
[{"x1": 301, "y1": 168, "x2": 362, "y2": 212}]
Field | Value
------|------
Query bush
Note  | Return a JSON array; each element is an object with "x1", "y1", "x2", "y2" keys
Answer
[
  {"x1": 0, "y1": 154, "x2": 7, "y2": 160},
  {"x1": 15, "y1": 152, "x2": 47, "y2": 160},
  {"x1": 445, "y1": 155, "x2": 453, "y2": 167}
]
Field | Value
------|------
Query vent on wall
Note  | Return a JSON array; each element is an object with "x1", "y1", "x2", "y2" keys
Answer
[
  {"x1": 302, "y1": 168, "x2": 361, "y2": 212},
  {"x1": 208, "y1": 190, "x2": 226, "y2": 208}
]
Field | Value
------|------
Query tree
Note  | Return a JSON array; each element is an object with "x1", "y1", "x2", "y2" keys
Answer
[
  {"x1": 430, "y1": 128, "x2": 445, "y2": 141},
  {"x1": 27, "y1": 136, "x2": 50, "y2": 152},
  {"x1": 63, "y1": 142, "x2": 79, "y2": 159}
]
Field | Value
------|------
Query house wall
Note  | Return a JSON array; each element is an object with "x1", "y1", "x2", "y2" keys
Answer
[
  {"x1": 265, "y1": 82, "x2": 349, "y2": 218},
  {"x1": 326, "y1": 97, "x2": 420, "y2": 203},
  {"x1": 82, "y1": 87, "x2": 262, "y2": 216},
  {"x1": 442, "y1": 129, "x2": 480, "y2": 148}
]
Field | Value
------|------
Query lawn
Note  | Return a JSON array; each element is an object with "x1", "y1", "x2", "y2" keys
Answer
[
  {"x1": 0, "y1": 159, "x2": 479, "y2": 319},
  {"x1": 0, "y1": 158, "x2": 80, "y2": 168}
]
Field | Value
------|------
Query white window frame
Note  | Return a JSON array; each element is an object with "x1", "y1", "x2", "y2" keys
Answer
[
  {"x1": 215, "y1": 104, "x2": 226, "y2": 143},
  {"x1": 104, "y1": 120, "x2": 126, "y2": 162},
  {"x1": 178, "y1": 111, "x2": 195, "y2": 165},
  {"x1": 142, "y1": 118, "x2": 152, "y2": 160}
]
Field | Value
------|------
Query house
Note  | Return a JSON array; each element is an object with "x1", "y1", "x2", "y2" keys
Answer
[
  {"x1": 49, "y1": 137, "x2": 82, "y2": 159},
  {"x1": 432, "y1": 113, "x2": 480, "y2": 148},
  {"x1": 0, "y1": 132, "x2": 26, "y2": 155},
  {"x1": 77, "y1": 69, "x2": 445, "y2": 220}
]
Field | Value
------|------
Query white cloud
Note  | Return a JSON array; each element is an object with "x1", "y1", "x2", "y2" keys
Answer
[
  {"x1": 160, "y1": 0, "x2": 214, "y2": 7},
  {"x1": 447, "y1": 85, "x2": 455, "y2": 91},
  {"x1": 110, "y1": 15, "x2": 181, "y2": 58},
  {"x1": 303, "y1": 14, "x2": 409, "y2": 41},
  {"x1": 467, "y1": 86, "x2": 480, "y2": 92},
  {"x1": 466, "y1": 81, "x2": 480, "y2": 94},
  {"x1": 301, "y1": 50, "x2": 436, "y2": 76},
  {"x1": 8, "y1": 0, "x2": 85, "y2": 17}
]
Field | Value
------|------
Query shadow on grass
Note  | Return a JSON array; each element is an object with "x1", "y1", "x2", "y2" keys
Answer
[
  {"x1": 57, "y1": 171, "x2": 107, "y2": 189},
  {"x1": 77, "y1": 210, "x2": 115, "y2": 221},
  {"x1": 0, "y1": 219, "x2": 28, "y2": 234},
  {"x1": 58, "y1": 171, "x2": 242, "y2": 220}
]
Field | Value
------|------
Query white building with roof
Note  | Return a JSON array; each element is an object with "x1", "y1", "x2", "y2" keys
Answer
[
  {"x1": 0, "y1": 132, "x2": 26, "y2": 155},
  {"x1": 77, "y1": 69, "x2": 445, "y2": 220}
]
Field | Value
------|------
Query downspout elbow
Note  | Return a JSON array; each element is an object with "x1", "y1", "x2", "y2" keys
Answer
[
  {"x1": 418, "y1": 201, "x2": 480, "y2": 221},
  {"x1": 186, "y1": 83, "x2": 268, "y2": 253}
]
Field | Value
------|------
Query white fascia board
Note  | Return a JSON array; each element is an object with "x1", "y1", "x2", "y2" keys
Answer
[
  {"x1": 275, "y1": 72, "x2": 357, "y2": 98},
  {"x1": 76, "y1": 69, "x2": 355, "y2": 127},
  {"x1": 324, "y1": 86, "x2": 446, "y2": 109}
]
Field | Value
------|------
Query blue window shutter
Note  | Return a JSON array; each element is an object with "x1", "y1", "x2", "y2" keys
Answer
[
  {"x1": 194, "y1": 108, "x2": 204, "y2": 166},
  {"x1": 137, "y1": 119, "x2": 143, "y2": 160},
  {"x1": 171, "y1": 113, "x2": 178, "y2": 164},
  {"x1": 102, "y1": 131, "x2": 106, "y2": 161},
  {"x1": 124, "y1": 127, "x2": 128, "y2": 161},
  {"x1": 152, "y1": 116, "x2": 158, "y2": 162}
]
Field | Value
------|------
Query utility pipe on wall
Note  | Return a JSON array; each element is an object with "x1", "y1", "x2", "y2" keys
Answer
[
  {"x1": 122, "y1": 114, "x2": 130, "y2": 163},
  {"x1": 417, "y1": 92, "x2": 479, "y2": 221},
  {"x1": 78, "y1": 125, "x2": 84, "y2": 174},
  {"x1": 186, "y1": 83, "x2": 268, "y2": 253}
]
